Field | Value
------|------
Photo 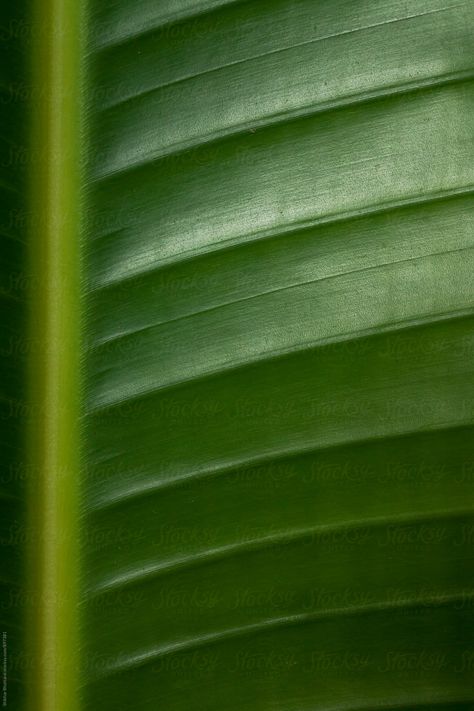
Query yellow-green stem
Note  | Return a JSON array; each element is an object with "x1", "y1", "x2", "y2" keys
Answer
[{"x1": 27, "y1": 0, "x2": 85, "y2": 709}]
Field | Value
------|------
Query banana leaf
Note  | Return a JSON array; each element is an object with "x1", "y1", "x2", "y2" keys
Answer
[{"x1": 1, "y1": 0, "x2": 473, "y2": 710}]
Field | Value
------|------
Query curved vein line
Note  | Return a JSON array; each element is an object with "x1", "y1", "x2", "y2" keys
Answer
[
  {"x1": 91, "y1": 244, "x2": 474, "y2": 350},
  {"x1": 88, "y1": 305, "x2": 474, "y2": 413},
  {"x1": 90, "y1": 184, "x2": 474, "y2": 290},
  {"x1": 93, "y1": 0, "x2": 249, "y2": 52},
  {"x1": 86, "y1": 421, "x2": 473, "y2": 513},
  {"x1": 87, "y1": 508, "x2": 474, "y2": 597},
  {"x1": 87, "y1": 593, "x2": 474, "y2": 679},
  {"x1": 100, "y1": 4, "x2": 465, "y2": 112},
  {"x1": 93, "y1": 69, "x2": 473, "y2": 182}
]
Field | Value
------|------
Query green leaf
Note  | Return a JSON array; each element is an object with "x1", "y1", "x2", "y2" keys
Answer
[{"x1": 1, "y1": 1, "x2": 474, "y2": 710}]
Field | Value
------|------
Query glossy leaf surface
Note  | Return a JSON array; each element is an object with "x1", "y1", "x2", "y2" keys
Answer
[{"x1": 1, "y1": 1, "x2": 474, "y2": 710}]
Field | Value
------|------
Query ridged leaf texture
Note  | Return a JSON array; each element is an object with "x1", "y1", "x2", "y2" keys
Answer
[{"x1": 1, "y1": 1, "x2": 474, "y2": 710}]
